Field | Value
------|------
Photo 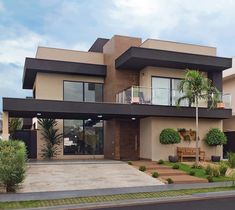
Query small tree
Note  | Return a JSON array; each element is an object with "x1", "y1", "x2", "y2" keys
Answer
[
  {"x1": 38, "y1": 119, "x2": 63, "y2": 159},
  {"x1": 0, "y1": 140, "x2": 27, "y2": 192},
  {"x1": 205, "y1": 128, "x2": 227, "y2": 158},
  {"x1": 160, "y1": 128, "x2": 181, "y2": 156},
  {"x1": 177, "y1": 70, "x2": 220, "y2": 165},
  {"x1": 9, "y1": 118, "x2": 22, "y2": 138}
]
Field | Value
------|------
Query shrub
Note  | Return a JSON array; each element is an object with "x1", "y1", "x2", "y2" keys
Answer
[
  {"x1": 152, "y1": 172, "x2": 159, "y2": 178},
  {"x1": 204, "y1": 128, "x2": 227, "y2": 146},
  {"x1": 166, "y1": 178, "x2": 174, "y2": 184},
  {"x1": 205, "y1": 165, "x2": 220, "y2": 177},
  {"x1": 172, "y1": 164, "x2": 179, "y2": 169},
  {"x1": 228, "y1": 152, "x2": 235, "y2": 168},
  {"x1": 160, "y1": 129, "x2": 181, "y2": 145},
  {"x1": 205, "y1": 165, "x2": 213, "y2": 176},
  {"x1": 219, "y1": 162, "x2": 228, "y2": 176},
  {"x1": 127, "y1": 161, "x2": 133, "y2": 165},
  {"x1": 158, "y1": 159, "x2": 164, "y2": 164},
  {"x1": 0, "y1": 140, "x2": 27, "y2": 192},
  {"x1": 189, "y1": 170, "x2": 195, "y2": 176},
  {"x1": 139, "y1": 166, "x2": 146, "y2": 172},
  {"x1": 191, "y1": 163, "x2": 203, "y2": 169},
  {"x1": 212, "y1": 167, "x2": 220, "y2": 177},
  {"x1": 207, "y1": 175, "x2": 214, "y2": 183}
]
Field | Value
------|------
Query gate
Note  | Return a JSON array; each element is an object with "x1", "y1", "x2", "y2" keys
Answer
[{"x1": 13, "y1": 130, "x2": 37, "y2": 159}]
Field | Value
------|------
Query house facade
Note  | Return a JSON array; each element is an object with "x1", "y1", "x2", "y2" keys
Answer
[{"x1": 2, "y1": 35, "x2": 232, "y2": 161}]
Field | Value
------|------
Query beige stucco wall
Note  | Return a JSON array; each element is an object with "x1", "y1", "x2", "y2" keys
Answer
[
  {"x1": 223, "y1": 117, "x2": 235, "y2": 132},
  {"x1": 34, "y1": 72, "x2": 104, "y2": 160},
  {"x1": 139, "y1": 118, "x2": 152, "y2": 159},
  {"x1": 36, "y1": 47, "x2": 104, "y2": 65},
  {"x1": 140, "y1": 117, "x2": 223, "y2": 161},
  {"x1": 140, "y1": 39, "x2": 216, "y2": 56}
]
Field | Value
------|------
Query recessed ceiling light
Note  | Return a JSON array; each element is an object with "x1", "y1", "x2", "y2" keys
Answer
[
  {"x1": 98, "y1": 115, "x2": 103, "y2": 118},
  {"x1": 131, "y1": 117, "x2": 136, "y2": 120},
  {"x1": 37, "y1": 113, "x2": 41, "y2": 116},
  {"x1": 88, "y1": 118, "x2": 92, "y2": 121}
]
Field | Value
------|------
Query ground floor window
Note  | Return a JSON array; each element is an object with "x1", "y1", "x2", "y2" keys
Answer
[{"x1": 63, "y1": 119, "x2": 103, "y2": 155}]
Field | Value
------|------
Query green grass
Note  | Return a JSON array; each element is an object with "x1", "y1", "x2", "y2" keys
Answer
[
  {"x1": 163, "y1": 162, "x2": 233, "y2": 182},
  {"x1": 1, "y1": 187, "x2": 235, "y2": 209}
]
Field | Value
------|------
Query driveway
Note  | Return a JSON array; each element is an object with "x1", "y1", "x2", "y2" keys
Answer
[{"x1": 19, "y1": 160, "x2": 163, "y2": 193}]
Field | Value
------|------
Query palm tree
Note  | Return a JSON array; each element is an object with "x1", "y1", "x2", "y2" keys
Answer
[
  {"x1": 176, "y1": 70, "x2": 220, "y2": 165},
  {"x1": 38, "y1": 119, "x2": 62, "y2": 159}
]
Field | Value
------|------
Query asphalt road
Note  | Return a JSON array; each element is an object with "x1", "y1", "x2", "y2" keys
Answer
[{"x1": 88, "y1": 196, "x2": 235, "y2": 210}]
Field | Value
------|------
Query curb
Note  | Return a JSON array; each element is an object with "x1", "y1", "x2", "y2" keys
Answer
[{"x1": 0, "y1": 181, "x2": 234, "y2": 202}]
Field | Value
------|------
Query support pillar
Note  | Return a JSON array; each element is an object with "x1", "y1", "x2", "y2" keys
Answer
[{"x1": 2, "y1": 111, "x2": 9, "y2": 140}]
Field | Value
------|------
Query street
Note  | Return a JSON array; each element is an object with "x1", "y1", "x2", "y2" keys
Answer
[{"x1": 86, "y1": 195, "x2": 235, "y2": 210}]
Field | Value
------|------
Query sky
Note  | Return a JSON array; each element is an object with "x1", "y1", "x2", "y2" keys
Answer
[{"x1": 1, "y1": 0, "x2": 235, "y2": 109}]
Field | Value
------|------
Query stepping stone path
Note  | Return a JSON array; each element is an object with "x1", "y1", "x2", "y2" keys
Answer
[{"x1": 131, "y1": 160, "x2": 208, "y2": 184}]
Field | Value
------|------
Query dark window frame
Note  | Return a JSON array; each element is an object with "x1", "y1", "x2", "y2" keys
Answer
[{"x1": 63, "y1": 80, "x2": 104, "y2": 102}]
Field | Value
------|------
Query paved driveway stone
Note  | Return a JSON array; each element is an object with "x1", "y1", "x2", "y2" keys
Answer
[{"x1": 19, "y1": 160, "x2": 164, "y2": 192}]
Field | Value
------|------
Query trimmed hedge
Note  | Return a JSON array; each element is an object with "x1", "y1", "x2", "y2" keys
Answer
[
  {"x1": 0, "y1": 140, "x2": 27, "y2": 192},
  {"x1": 205, "y1": 128, "x2": 227, "y2": 146},
  {"x1": 160, "y1": 128, "x2": 181, "y2": 145}
]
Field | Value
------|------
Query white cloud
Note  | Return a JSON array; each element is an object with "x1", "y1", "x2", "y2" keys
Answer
[
  {"x1": 108, "y1": 0, "x2": 235, "y2": 55},
  {"x1": 0, "y1": 1, "x2": 4, "y2": 12}
]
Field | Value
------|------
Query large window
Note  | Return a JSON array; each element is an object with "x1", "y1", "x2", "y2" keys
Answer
[
  {"x1": 152, "y1": 77, "x2": 188, "y2": 106},
  {"x1": 64, "y1": 81, "x2": 103, "y2": 102},
  {"x1": 64, "y1": 119, "x2": 103, "y2": 155}
]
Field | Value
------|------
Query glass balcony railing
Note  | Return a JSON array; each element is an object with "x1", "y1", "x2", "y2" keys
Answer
[{"x1": 116, "y1": 86, "x2": 232, "y2": 109}]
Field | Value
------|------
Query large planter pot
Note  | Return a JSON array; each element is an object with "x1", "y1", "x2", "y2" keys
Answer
[
  {"x1": 169, "y1": 155, "x2": 178, "y2": 163},
  {"x1": 211, "y1": 155, "x2": 221, "y2": 162}
]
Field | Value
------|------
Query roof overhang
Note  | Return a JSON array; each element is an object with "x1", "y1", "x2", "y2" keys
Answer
[
  {"x1": 115, "y1": 47, "x2": 232, "y2": 71},
  {"x1": 3, "y1": 98, "x2": 232, "y2": 120},
  {"x1": 23, "y1": 58, "x2": 107, "y2": 89}
]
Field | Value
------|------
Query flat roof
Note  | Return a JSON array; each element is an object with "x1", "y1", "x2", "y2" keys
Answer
[
  {"x1": 23, "y1": 58, "x2": 107, "y2": 89},
  {"x1": 115, "y1": 47, "x2": 232, "y2": 72}
]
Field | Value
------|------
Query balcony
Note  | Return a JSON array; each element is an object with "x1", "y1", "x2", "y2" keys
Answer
[{"x1": 116, "y1": 86, "x2": 232, "y2": 109}]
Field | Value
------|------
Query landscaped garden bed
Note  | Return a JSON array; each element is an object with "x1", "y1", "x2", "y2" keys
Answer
[{"x1": 162, "y1": 161, "x2": 234, "y2": 182}]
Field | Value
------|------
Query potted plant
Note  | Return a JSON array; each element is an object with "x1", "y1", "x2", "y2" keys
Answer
[
  {"x1": 217, "y1": 101, "x2": 225, "y2": 109},
  {"x1": 204, "y1": 128, "x2": 227, "y2": 162},
  {"x1": 160, "y1": 128, "x2": 181, "y2": 162}
]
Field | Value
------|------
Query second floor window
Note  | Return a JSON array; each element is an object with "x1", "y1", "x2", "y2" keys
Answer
[
  {"x1": 64, "y1": 81, "x2": 103, "y2": 102},
  {"x1": 152, "y1": 77, "x2": 187, "y2": 106}
]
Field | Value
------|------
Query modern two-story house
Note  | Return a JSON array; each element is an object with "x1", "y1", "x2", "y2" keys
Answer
[{"x1": 2, "y1": 35, "x2": 232, "y2": 161}]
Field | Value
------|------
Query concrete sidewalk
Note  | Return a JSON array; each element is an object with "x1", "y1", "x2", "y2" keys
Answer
[{"x1": 0, "y1": 181, "x2": 234, "y2": 202}]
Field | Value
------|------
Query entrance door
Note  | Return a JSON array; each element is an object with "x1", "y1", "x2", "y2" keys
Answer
[{"x1": 120, "y1": 119, "x2": 139, "y2": 160}]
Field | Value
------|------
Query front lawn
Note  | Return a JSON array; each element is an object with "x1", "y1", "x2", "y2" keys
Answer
[{"x1": 163, "y1": 162, "x2": 233, "y2": 182}]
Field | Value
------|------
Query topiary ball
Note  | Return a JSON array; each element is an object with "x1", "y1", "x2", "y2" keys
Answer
[
  {"x1": 205, "y1": 128, "x2": 227, "y2": 146},
  {"x1": 160, "y1": 128, "x2": 181, "y2": 145}
]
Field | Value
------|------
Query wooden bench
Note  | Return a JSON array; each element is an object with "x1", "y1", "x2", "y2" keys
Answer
[{"x1": 177, "y1": 147, "x2": 205, "y2": 162}]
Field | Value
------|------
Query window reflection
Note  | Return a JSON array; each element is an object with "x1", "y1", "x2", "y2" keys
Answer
[
  {"x1": 64, "y1": 81, "x2": 103, "y2": 102},
  {"x1": 64, "y1": 119, "x2": 103, "y2": 155}
]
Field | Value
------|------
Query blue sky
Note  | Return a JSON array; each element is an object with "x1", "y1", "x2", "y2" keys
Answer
[{"x1": 1, "y1": 0, "x2": 235, "y2": 109}]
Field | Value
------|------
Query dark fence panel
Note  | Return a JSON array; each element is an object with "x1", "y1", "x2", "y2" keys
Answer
[{"x1": 14, "y1": 130, "x2": 37, "y2": 159}]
